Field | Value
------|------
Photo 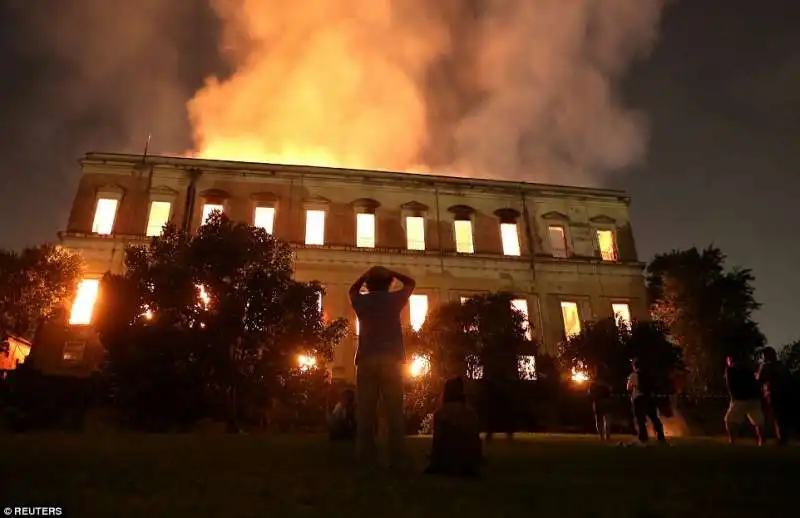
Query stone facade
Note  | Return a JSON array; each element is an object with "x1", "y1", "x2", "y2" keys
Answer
[{"x1": 58, "y1": 153, "x2": 647, "y2": 382}]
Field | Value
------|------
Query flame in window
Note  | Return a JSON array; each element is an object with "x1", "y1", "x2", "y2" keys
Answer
[
  {"x1": 409, "y1": 294, "x2": 428, "y2": 331},
  {"x1": 612, "y1": 303, "x2": 631, "y2": 328},
  {"x1": 305, "y1": 210, "x2": 326, "y2": 245},
  {"x1": 146, "y1": 201, "x2": 171, "y2": 237},
  {"x1": 511, "y1": 298, "x2": 531, "y2": 339},
  {"x1": 202, "y1": 204, "x2": 224, "y2": 224},
  {"x1": 356, "y1": 213, "x2": 375, "y2": 248},
  {"x1": 501, "y1": 223, "x2": 521, "y2": 256},
  {"x1": 596, "y1": 229, "x2": 617, "y2": 261},
  {"x1": 69, "y1": 279, "x2": 100, "y2": 325},
  {"x1": 560, "y1": 301, "x2": 581, "y2": 337},
  {"x1": 454, "y1": 220, "x2": 474, "y2": 253},
  {"x1": 518, "y1": 355, "x2": 536, "y2": 380},
  {"x1": 254, "y1": 206, "x2": 275, "y2": 234},
  {"x1": 405, "y1": 216, "x2": 425, "y2": 250},
  {"x1": 92, "y1": 198, "x2": 119, "y2": 235}
]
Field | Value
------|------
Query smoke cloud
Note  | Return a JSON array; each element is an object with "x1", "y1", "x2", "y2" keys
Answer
[
  {"x1": 14, "y1": 0, "x2": 203, "y2": 155},
  {"x1": 189, "y1": 0, "x2": 666, "y2": 185}
]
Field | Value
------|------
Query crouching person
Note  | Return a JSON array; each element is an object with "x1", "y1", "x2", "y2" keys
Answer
[
  {"x1": 424, "y1": 377, "x2": 482, "y2": 477},
  {"x1": 329, "y1": 389, "x2": 357, "y2": 441}
]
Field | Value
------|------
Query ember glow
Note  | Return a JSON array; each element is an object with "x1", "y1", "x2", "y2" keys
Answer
[
  {"x1": 187, "y1": 1, "x2": 666, "y2": 183},
  {"x1": 69, "y1": 279, "x2": 100, "y2": 325},
  {"x1": 297, "y1": 354, "x2": 317, "y2": 372},
  {"x1": 408, "y1": 354, "x2": 431, "y2": 378}
]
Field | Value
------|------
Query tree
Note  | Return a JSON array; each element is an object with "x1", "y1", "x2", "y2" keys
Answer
[
  {"x1": 779, "y1": 339, "x2": 800, "y2": 376},
  {"x1": 404, "y1": 292, "x2": 536, "y2": 429},
  {"x1": 93, "y1": 212, "x2": 348, "y2": 430},
  {"x1": 558, "y1": 318, "x2": 682, "y2": 393},
  {"x1": 646, "y1": 246, "x2": 764, "y2": 392},
  {"x1": 0, "y1": 244, "x2": 82, "y2": 345}
]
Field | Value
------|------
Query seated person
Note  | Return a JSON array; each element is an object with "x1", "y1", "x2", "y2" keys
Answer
[
  {"x1": 425, "y1": 377, "x2": 482, "y2": 477},
  {"x1": 329, "y1": 389, "x2": 356, "y2": 441}
]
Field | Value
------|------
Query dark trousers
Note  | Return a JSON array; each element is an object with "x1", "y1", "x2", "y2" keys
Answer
[
  {"x1": 633, "y1": 396, "x2": 665, "y2": 442},
  {"x1": 767, "y1": 397, "x2": 793, "y2": 445}
]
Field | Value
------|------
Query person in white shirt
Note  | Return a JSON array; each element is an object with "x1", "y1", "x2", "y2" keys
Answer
[{"x1": 627, "y1": 358, "x2": 666, "y2": 444}]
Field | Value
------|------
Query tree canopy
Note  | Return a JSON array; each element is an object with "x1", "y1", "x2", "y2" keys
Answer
[
  {"x1": 92, "y1": 211, "x2": 347, "y2": 429},
  {"x1": 646, "y1": 246, "x2": 763, "y2": 392},
  {"x1": 0, "y1": 244, "x2": 82, "y2": 343},
  {"x1": 558, "y1": 318, "x2": 682, "y2": 393},
  {"x1": 404, "y1": 292, "x2": 536, "y2": 425}
]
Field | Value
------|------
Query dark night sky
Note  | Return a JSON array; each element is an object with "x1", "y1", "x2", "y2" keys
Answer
[{"x1": 0, "y1": 0, "x2": 797, "y2": 347}]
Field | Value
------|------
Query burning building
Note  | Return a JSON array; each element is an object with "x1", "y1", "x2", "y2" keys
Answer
[{"x1": 54, "y1": 152, "x2": 646, "y2": 381}]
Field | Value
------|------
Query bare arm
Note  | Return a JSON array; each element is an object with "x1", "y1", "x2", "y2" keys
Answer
[
  {"x1": 348, "y1": 270, "x2": 374, "y2": 300},
  {"x1": 384, "y1": 268, "x2": 416, "y2": 293}
]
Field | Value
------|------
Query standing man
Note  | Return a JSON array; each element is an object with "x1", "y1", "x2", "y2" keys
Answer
[
  {"x1": 627, "y1": 358, "x2": 667, "y2": 444},
  {"x1": 724, "y1": 356, "x2": 765, "y2": 445},
  {"x1": 349, "y1": 266, "x2": 416, "y2": 468},
  {"x1": 757, "y1": 347, "x2": 793, "y2": 445}
]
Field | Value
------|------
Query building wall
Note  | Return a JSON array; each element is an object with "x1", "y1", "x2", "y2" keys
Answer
[{"x1": 59, "y1": 153, "x2": 648, "y2": 381}]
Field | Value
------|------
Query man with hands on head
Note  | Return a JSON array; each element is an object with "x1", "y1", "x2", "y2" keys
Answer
[{"x1": 349, "y1": 266, "x2": 416, "y2": 469}]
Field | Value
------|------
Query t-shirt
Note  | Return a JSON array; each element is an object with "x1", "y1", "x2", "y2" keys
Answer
[
  {"x1": 725, "y1": 365, "x2": 760, "y2": 401},
  {"x1": 351, "y1": 287, "x2": 413, "y2": 364}
]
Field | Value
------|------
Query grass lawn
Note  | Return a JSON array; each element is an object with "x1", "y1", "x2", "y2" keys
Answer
[{"x1": 4, "y1": 433, "x2": 799, "y2": 517}]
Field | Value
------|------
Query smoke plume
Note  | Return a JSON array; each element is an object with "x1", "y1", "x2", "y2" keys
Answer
[{"x1": 189, "y1": 0, "x2": 666, "y2": 184}]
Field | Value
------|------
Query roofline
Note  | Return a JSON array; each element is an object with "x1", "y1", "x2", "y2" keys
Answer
[{"x1": 80, "y1": 152, "x2": 630, "y2": 200}]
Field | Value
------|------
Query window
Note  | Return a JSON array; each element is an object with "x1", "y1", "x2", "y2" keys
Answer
[
  {"x1": 406, "y1": 216, "x2": 425, "y2": 250},
  {"x1": 460, "y1": 296, "x2": 469, "y2": 304},
  {"x1": 596, "y1": 229, "x2": 617, "y2": 261},
  {"x1": 500, "y1": 223, "x2": 521, "y2": 256},
  {"x1": 518, "y1": 355, "x2": 536, "y2": 380},
  {"x1": 356, "y1": 213, "x2": 376, "y2": 248},
  {"x1": 511, "y1": 298, "x2": 531, "y2": 340},
  {"x1": 145, "y1": 201, "x2": 171, "y2": 237},
  {"x1": 612, "y1": 303, "x2": 631, "y2": 328},
  {"x1": 560, "y1": 301, "x2": 581, "y2": 337},
  {"x1": 548, "y1": 225, "x2": 568, "y2": 258},
  {"x1": 201, "y1": 203, "x2": 224, "y2": 225},
  {"x1": 466, "y1": 355, "x2": 484, "y2": 380},
  {"x1": 254, "y1": 206, "x2": 275, "y2": 234},
  {"x1": 409, "y1": 294, "x2": 428, "y2": 331},
  {"x1": 92, "y1": 198, "x2": 119, "y2": 235},
  {"x1": 69, "y1": 279, "x2": 100, "y2": 325},
  {"x1": 454, "y1": 220, "x2": 474, "y2": 254},
  {"x1": 62, "y1": 341, "x2": 86, "y2": 362},
  {"x1": 305, "y1": 210, "x2": 326, "y2": 245}
]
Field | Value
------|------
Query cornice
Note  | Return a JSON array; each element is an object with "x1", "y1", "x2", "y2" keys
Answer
[{"x1": 80, "y1": 152, "x2": 630, "y2": 201}]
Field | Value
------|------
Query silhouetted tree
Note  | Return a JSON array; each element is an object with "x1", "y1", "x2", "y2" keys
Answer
[
  {"x1": 779, "y1": 339, "x2": 800, "y2": 376},
  {"x1": 0, "y1": 244, "x2": 82, "y2": 347},
  {"x1": 558, "y1": 318, "x2": 682, "y2": 393},
  {"x1": 404, "y1": 293, "x2": 536, "y2": 431},
  {"x1": 647, "y1": 246, "x2": 763, "y2": 392},
  {"x1": 93, "y1": 212, "x2": 347, "y2": 430}
]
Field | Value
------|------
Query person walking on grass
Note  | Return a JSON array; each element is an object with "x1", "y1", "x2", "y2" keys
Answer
[
  {"x1": 349, "y1": 266, "x2": 416, "y2": 469},
  {"x1": 724, "y1": 355, "x2": 765, "y2": 445},
  {"x1": 757, "y1": 347, "x2": 794, "y2": 445},
  {"x1": 627, "y1": 358, "x2": 667, "y2": 445},
  {"x1": 588, "y1": 366, "x2": 612, "y2": 441}
]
